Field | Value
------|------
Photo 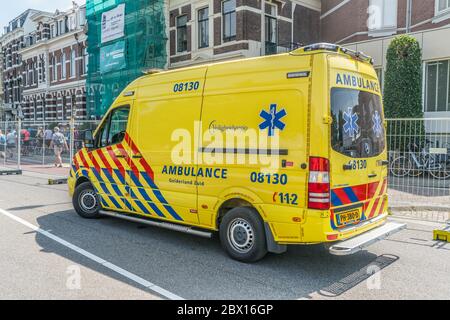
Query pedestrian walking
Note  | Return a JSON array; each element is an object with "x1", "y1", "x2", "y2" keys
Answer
[
  {"x1": 50, "y1": 127, "x2": 68, "y2": 168},
  {"x1": 6, "y1": 130, "x2": 17, "y2": 159},
  {"x1": 0, "y1": 130, "x2": 6, "y2": 159},
  {"x1": 20, "y1": 128, "x2": 31, "y2": 156},
  {"x1": 44, "y1": 127, "x2": 53, "y2": 148},
  {"x1": 36, "y1": 127, "x2": 44, "y2": 148}
]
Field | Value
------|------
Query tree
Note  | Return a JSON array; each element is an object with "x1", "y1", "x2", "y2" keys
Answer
[
  {"x1": 384, "y1": 35, "x2": 424, "y2": 152},
  {"x1": 384, "y1": 35, "x2": 423, "y2": 119}
]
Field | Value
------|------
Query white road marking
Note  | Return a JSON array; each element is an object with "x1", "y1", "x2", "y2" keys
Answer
[{"x1": 0, "y1": 207, "x2": 184, "y2": 300}]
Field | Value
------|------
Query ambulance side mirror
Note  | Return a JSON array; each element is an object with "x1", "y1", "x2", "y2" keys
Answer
[{"x1": 84, "y1": 130, "x2": 95, "y2": 149}]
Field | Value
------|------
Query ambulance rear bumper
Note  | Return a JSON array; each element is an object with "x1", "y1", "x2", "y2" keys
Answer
[{"x1": 329, "y1": 221, "x2": 406, "y2": 256}]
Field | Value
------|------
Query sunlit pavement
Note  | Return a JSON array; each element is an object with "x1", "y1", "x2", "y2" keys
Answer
[{"x1": 0, "y1": 172, "x2": 449, "y2": 300}]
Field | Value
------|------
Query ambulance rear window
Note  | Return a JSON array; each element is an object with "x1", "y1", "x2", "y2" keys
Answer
[{"x1": 331, "y1": 88, "x2": 385, "y2": 158}]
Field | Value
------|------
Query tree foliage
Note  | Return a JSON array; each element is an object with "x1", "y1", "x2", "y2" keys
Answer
[{"x1": 384, "y1": 35, "x2": 423, "y2": 119}]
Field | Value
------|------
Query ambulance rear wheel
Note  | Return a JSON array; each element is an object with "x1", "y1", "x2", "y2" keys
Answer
[
  {"x1": 73, "y1": 182, "x2": 101, "y2": 219},
  {"x1": 219, "y1": 207, "x2": 267, "y2": 262}
]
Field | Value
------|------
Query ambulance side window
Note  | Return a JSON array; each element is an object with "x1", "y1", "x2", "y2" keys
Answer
[
  {"x1": 108, "y1": 107, "x2": 130, "y2": 145},
  {"x1": 95, "y1": 115, "x2": 110, "y2": 149},
  {"x1": 95, "y1": 106, "x2": 130, "y2": 148}
]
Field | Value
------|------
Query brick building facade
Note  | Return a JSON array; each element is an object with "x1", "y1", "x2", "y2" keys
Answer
[
  {"x1": 20, "y1": 4, "x2": 88, "y2": 122},
  {"x1": 0, "y1": 4, "x2": 87, "y2": 122},
  {"x1": 321, "y1": 0, "x2": 450, "y2": 44},
  {"x1": 168, "y1": 0, "x2": 321, "y2": 68}
]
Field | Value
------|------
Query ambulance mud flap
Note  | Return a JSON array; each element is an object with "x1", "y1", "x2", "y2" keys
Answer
[
  {"x1": 329, "y1": 222, "x2": 406, "y2": 256},
  {"x1": 264, "y1": 223, "x2": 287, "y2": 254}
]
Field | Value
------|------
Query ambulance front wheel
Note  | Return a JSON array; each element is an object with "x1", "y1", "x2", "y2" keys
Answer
[
  {"x1": 219, "y1": 207, "x2": 268, "y2": 263},
  {"x1": 73, "y1": 181, "x2": 101, "y2": 219}
]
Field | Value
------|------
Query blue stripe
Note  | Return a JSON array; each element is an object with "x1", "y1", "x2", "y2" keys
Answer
[
  {"x1": 331, "y1": 191, "x2": 343, "y2": 207},
  {"x1": 113, "y1": 169, "x2": 125, "y2": 184},
  {"x1": 91, "y1": 168, "x2": 103, "y2": 183},
  {"x1": 112, "y1": 184, "x2": 124, "y2": 197},
  {"x1": 100, "y1": 197, "x2": 109, "y2": 208},
  {"x1": 343, "y1": 187, "x2": 359, "y2": 203},
  {"x1": 102, "y1": 168, "x2": 116, "y2": 184},
  {"x1": 141, "y1": 172, "x2": 157, "y2": 189},
  {"x1": 135, "y1": 188, "x2": 165, "y2": 218},
  {"x1": 163, "y1": 205, "x2": 183, "y2": 221},
  {"x1": 135, "y1": 200, "x2": 150, "y2": 215},
  {"x1": 99, "y1": 183, "x2": 110, "y2": 195},
  {"x1": 129, "y1": 171, "x2": 143, "y2": 187},
  {"x1": 122, "y1": 198, "x2": 133, "y2": 211},
  {"x1": 108, "y1": 196, "x2": 122, "y2": 209},
  {"x1": 153, "y1": 189, "x2": 168, "y2": 204}
]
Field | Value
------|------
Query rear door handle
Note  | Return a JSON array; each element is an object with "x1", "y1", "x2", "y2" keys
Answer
[
  {"x1": 132, "y1": 154, "x2": 143, "y2": 159},
  {"x1": 379, "y1": 160, "x2": 389, "y2": 166},
  {"x1": 368, "y1": 174, "x2": 378, "y2": 178},
  {"x1": 114, "y1": 152, "x2": 125, "y2": 159}
]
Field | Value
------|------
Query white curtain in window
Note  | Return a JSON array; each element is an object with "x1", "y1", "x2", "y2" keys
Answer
[{"x1": 368, "y1": 0, "x2": 397, "y2": 30}]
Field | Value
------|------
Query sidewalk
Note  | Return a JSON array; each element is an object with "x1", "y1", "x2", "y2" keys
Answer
[{"x1": 0, "y1": 164, "x2": 70, "y2": 179}]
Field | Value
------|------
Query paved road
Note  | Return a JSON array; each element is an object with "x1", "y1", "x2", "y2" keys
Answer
[{"x1": 0, "y1": 173, "x2": 449, "y2": 300}]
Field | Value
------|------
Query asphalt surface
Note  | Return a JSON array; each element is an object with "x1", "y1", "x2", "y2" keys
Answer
[{"x1": 0, "y1": 172, "x2": 449, "y2": 300}]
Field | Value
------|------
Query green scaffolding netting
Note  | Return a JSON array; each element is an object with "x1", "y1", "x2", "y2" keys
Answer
[{"x1": 86, "y1": 0, "x2": 167, "y2": 118}]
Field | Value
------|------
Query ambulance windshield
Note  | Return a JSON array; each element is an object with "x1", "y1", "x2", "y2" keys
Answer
[{"x1": 331, "y1": 88, "x2": 385, "y2": 158}]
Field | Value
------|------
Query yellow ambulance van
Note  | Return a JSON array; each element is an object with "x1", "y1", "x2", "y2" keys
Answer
[{"x1": 69, "y1": 43, "x2": 405, "y2": 262}]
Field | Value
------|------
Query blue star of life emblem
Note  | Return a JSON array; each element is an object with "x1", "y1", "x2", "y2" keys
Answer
[
  {"x1": 372, "y1": 110, "x2": 383, "y2": 138},
  {"x1": 343, "y1": 107, "x2": 359, "y2": 138},
  {"x1": 259, "y1": 104, "x2": 287, "y2": 137}
]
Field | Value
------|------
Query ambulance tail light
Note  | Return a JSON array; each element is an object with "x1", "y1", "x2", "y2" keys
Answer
[{"x1": 308, "y1": 157, "x2": 331, "y2": 210}]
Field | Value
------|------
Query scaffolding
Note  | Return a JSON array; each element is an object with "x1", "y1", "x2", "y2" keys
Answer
[{"x1": 86, "y1": 0, "x2": 167, "y2": 118}]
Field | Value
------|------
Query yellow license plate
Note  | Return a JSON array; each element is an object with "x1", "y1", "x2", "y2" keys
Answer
[{"x1": 337, "y1": 209, "x2": 361, "y2": 227}]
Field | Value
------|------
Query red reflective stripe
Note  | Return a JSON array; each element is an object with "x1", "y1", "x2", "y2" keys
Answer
[
  {"x1": 107, "y1": 146, "x2": 126, "y2": 179},
  {"x1": 352, "y1": 184, "x2": 367, "y2": 201},
  {"x1": 140, "y1": 158, "x2": 155, "y2": 181},
  {"x1": 368, "y1": 181, "x2": 380, "y2": 199},
  {"x1": 96, "y1": 149, "x2": 113, "y2": 175},
  {"x1": 78, "y1": 151, "x2": 90, "y2": 169},
  {"x1": 381, "y1": 178, "x2": 388, "y2": 194},
  {"x1": 88, "y1": 152, "x2": 101, "y2": 172},
  {"x1": 378, "y1": 198, "x2": 387, "y2": 216},
  {"x1": 369, "y1": 198, "x2": 381, "y2": 219},
  {"x1": 116, "y1": 143, "x2": 140, "y2": 179},
  {"x1": 124, "y1": 133, "x2": 155, "y2": 181},
  {"x1": 333, "y1": 188, "x2": 351, "y2": 205},
  {"x1": 125, "y1": 132, "x2": 140, "y2": 155},
  {"x1": 73, "y1": 155, "x2": 80, "y2": 170}
]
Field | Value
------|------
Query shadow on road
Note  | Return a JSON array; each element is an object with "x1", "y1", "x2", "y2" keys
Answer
[{"x1": 34, "y1": 209, "x2": 397, "y2": 299}]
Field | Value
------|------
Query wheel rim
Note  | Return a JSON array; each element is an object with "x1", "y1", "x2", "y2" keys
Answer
[
  {"x1": 79, "y1": 189, "x2": 98, "y2": 213},
  {"x1": 227, "y1": 218, "x2": 255, "y2": 254}
]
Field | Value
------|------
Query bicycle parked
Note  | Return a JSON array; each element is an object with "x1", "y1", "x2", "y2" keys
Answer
[{"x1": 390, "y1": 139, "x2": 450, "y2": 180}]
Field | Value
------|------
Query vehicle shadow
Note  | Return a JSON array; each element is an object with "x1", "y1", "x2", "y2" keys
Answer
[{"x1": 35, "y1": 209, "x2": 398, "y2": 300}]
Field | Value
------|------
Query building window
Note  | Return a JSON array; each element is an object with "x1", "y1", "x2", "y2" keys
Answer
[
  {"x1": 61, "y1": 52, "x2": 66, "y2": 79},
  {"x1": 53, "y1": 56, "x2": 57, "y2": 81},
  {"x1": 83, "y1": 47, "x2": 88, "y2": 74},
  {"x1": 198, "y1": 7, "x2": 209, "y2": 49},
  {"x1": 425, "y1": 60, "x2": 450, "y2": 112},
  {"x1": 222, "y1": 0, "x2": 236, "y2": 42},
  {"x1": 70, "y1": 49, "x2": 76, "y2": 77},
  {"x1": 368, "y1": 0, "x2": 398, "y2": 32},
  {"x1": 437, "y1": 0, "x2": 450, "y2": 14},
  {"x1": 265, "y1": 2, "x2": 277, "y2": 55},
  {"x1": 176, "y1": 15, "x2": 188, "y2": 53}
]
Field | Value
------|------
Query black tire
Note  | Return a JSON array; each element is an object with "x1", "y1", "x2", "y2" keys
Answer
[
  {"x1": 73, "y1": 181, "x2": 101, "y2": 219},
  {"x1": 219, "y1": 207, "x2": 268, "y2": 263}
]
